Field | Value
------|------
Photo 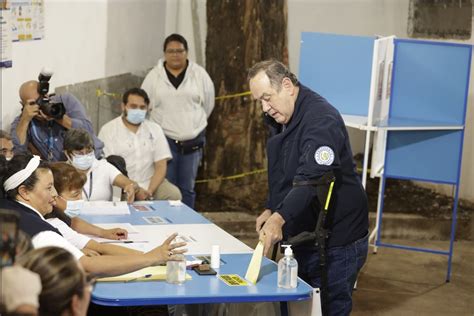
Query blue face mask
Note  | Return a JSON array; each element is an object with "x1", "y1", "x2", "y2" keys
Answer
[
  {"x1": 126, "y1": 109, "x2": 147, "y2": 125},
  {"x1": 71, "y1": 152, "x2": 95, "y2": 171},
  {"x1": 64, "y1": 199, "x2": 84, "y2": 218}
]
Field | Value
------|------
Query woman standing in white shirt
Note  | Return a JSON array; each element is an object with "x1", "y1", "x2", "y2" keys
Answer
[{"x1": 142, "y1": 33, "x2": 215, "y2": 208}]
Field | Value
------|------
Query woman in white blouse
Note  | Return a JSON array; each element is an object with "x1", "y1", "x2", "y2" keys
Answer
[
  {"x1": 0, "y1": 153, "x2": 187, "y2": 276},
  {"x1": 63, "y1": 128, "x2": 148, "y2": 202}
]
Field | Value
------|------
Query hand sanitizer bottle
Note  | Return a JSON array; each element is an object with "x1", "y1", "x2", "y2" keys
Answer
[{"x1": 278, "y1": 245, "x2": 298, "y2": 289}]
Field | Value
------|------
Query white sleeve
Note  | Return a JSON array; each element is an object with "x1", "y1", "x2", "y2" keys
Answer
[
  {"x1": 46, "y1": 218, "x2": 91, "y2": 250},
  {"x1": 105, "y1": 160, "x2": 121, "y2": 183},
  {"x1": 98, "y1": 124, "x2": 114, "y2": 157},
  {"x1": 32, "y1": 231, "x2": 84, "y2": 260},
  {"x1": 200, "y1": 68, "x2": 215, "y2": 118},
  {"x1": 141, "y1": 70, "x2": 156, "y2": 107}
]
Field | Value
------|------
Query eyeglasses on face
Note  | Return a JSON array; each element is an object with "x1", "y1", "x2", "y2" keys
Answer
[{"x1": 165, "y1": 48, "x2": 186, "y2": 55}]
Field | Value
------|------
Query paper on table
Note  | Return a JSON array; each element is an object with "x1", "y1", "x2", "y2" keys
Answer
[
  {"x1": 169, "y1": 200, "x2": 183, "y2": 207},
  {"x1": 97, "y1": 266, "x2": 192, "y2": 282},
  {"x1": 80, "y1": 201, "x2": 130, "y2": 216},
  {"x1": 94, "y1": 223, "x2": 139, "y2": 233},
  {"x1": 245, "y1": 241, "x2": 264, "y2": 284}
]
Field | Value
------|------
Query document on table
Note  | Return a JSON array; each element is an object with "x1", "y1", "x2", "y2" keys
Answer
[
  {"x1": 97, "y1": 266, "x2": 192, "y2": 282},
  {"x1": 245, "y1": 241, "x2": 264, "y2": 284},
  {"x1": 93, "y1": 223, "x2": 139, "y2": 233},
  {"x1": 80, "y1": 201, "x2": 130, "y2": 215}
]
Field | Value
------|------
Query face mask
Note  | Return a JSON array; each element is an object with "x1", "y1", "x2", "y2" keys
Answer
[
  {"x1": 64, "y1": 199, "x2": 84, "y2": 218},
  {"x1": 126, "y1": 109, "x2": 147, "y2": 125},
  {"x1": 71, "y1": 152, "x2": 95, "y2": 171}
]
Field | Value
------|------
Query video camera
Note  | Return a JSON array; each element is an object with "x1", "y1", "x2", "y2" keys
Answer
[{"x1": 36, "y1": 68, "x2": 66, "y2": 120}]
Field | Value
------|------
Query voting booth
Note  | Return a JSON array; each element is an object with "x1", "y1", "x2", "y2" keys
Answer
[{"x1": 299, "y1": 32, "x2": 472, "y2": 281}]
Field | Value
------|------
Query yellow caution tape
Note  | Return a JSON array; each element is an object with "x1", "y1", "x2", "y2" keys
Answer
[
  {"x1": 215, "y1": 91, "x2": 251, "y2": 101},
  {"x1": 96, "y1": 89, "x2": 121, "y2": 98},
  {"x1": 195, "y1": 168, "x2": 266, "y2": 184},
  {"x1": 96, "y1": 88, "x2": 251, "y2": 102}
]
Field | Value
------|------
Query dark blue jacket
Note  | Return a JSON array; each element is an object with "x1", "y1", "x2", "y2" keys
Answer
[
  {"x1": 266, "y1": 85, "x2": 368, "y2": 247},
  {"x1": 0, "y1": 199, "x2": 62, "y2": 237}
]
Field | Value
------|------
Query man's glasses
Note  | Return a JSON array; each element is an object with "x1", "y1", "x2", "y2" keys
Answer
[{"x1": 165, "y1": 48, "x2": 186, "y2": 55}]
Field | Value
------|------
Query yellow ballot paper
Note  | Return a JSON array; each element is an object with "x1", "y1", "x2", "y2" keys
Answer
[
  {"x1": 245, "y1": 241, "x2": 264, "y2": 284},
  {"x1": 97, "y1": 266, "x2": 192, "y2": 282}
]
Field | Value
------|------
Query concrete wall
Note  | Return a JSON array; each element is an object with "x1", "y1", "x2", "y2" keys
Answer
[
  {"x1": 0, "y1": 0, "x2": 472, "y2": 202},
  {"x1": 287, "y1": 0, "x2": 474, "y2": 203},
  {"x1": 0, "y1": 0, "x2": 166, "y2": 133}
]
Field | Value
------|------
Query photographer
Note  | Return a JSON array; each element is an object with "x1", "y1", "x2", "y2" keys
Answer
[{"x1": 10, "y1": 79, "x2": 104, "y2": 162}]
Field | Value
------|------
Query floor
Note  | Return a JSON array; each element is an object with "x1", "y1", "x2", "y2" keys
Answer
[
  {"x1": 352, "y1": 240, "x2": 474, "y2": 316},
  {"x1": 204, "y1": 211, "x2": 474, "y2": 315}
]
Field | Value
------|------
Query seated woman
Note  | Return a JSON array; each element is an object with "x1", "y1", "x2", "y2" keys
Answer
[
  {"x1": 49, "y1": 162, "x2": 130, "y2": 244},
  {"x1": 17, "y1": 246, "x2": 92, "y2": 316},
  {"x1": 63, "y1": 128, "x2": 148, "y2": 202},
  {"x1": 49, "y1": 162, "x2": 143, "y2": 257},
  {"x1": 0, "y1": 153, "x2": 186, "y2": 276}
]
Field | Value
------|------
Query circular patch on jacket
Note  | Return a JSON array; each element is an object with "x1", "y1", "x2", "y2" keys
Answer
[{"x1": 314, "y1": 146, "x2": 334, "y2": 166}]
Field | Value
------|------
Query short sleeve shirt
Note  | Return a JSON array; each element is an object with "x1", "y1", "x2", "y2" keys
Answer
[
  {"x1": 83, "y1": 158, "x2": 121, "y2": 201},
  {"x1": 98, "y1": 117, "x2": 172, "y2": 188}
]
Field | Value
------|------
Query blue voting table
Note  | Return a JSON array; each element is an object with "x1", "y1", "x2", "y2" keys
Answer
[
  {"x1": 83, "y1": 202, "x2": 314, "y2": 307},
  {"x1": 80, "y1": 202, "x2": 210, "y2": 225}
]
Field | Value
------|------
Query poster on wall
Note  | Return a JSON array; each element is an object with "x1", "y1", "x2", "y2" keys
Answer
[
  {"x1": 1, "y1": 0, "x2": 12, "y2": 67},
  {"x1": 10, "y1": 0, "x2": 43, "y2": 41}
]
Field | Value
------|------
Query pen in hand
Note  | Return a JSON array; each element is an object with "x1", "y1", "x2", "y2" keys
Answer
[{"x1": 125, "y1": 274, "x2": 153, "y2": 283}]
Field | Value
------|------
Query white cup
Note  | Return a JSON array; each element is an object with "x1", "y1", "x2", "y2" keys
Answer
[{"x1": 211, "y1": 245, "x2": 220, "y2": 269}]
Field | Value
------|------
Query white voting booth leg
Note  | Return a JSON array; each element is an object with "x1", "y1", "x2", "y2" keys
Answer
[
  {"x1": 369, "y1": 173, "x2": 385, "y2": 253},
  {"x1": 288, "y1": 288, "x2": 322, "y2": 316}
]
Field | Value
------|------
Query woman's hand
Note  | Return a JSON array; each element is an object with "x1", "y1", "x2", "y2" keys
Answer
[
  {"x1": 100, "y1": 228, "x2": 128, "y2": 240},
  {"x1": 145, "y1": 233, "x2": 187, "y2": 265},
  {"x1": 124, "y1": 183, "x2": 137, "y2": 203}
]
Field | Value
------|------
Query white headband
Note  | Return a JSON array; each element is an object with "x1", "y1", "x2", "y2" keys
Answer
[{"x1": 3, "y1": 155, "x2": 41, "y2": 191}]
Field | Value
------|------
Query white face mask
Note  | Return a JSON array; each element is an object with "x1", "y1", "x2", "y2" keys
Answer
[
  {"x1": 71, "y1": 152, "x2": 95, "y2": 171},
  {"x1": 64, "y1": 199, "x2": 84, "y2": 218}
]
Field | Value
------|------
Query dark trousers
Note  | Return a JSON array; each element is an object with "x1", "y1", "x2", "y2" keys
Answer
[{"x1": 294, "y1": 233, "x2": 368, "y2": 316}]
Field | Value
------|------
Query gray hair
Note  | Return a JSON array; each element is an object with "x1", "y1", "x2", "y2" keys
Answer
[
  {"x1": 0, "y1": 130, "x2": 12, "y2": 140},
  {"x1": 63, "y1": 128, "x2": 94, "y2": 152},
  {"x1": 247, "y1": 59, "x2": 299, "y2": 91}
]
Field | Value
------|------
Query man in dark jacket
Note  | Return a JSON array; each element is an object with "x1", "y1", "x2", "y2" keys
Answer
[{"x1": 249, "y1": 60, "x2": 368, "y2": 315}]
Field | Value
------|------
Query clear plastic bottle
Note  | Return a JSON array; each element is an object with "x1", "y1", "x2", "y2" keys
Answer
[
  {"x1": 277, "y1": 245, "x2": 298, "y2": 289},
  {"x1": 166, "y1": 254, "x2": 186, "y2": 284}
]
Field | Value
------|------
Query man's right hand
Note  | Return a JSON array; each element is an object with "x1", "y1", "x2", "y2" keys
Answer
[
  {"x1": 256, "y1": 208, "x2": 272, "y2": 233},
  {"x1": 135, "y1": 187, "x2": 153, "y2": 201},
  {"x1": 20, "y1": 99, "x2": 40, "y2": 122}
]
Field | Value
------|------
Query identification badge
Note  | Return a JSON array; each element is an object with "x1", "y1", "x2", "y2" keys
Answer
[{"x1": 315, "y1": 146, "x2": 335, "y2": 165}]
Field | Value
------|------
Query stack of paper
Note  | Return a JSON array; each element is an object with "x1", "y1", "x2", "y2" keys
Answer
[{"x1": 80, "y1": 201, "x2": 130, "y2": 216}]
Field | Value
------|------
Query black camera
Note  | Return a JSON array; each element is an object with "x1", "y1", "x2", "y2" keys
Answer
[{"x1": 36, "y1": 69, "x2": 66, "y2": 120}]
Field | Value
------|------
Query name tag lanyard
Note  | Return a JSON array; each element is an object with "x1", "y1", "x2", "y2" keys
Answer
[{"x1": 83, "y1": 172, "x2": 93, "y2": 201}]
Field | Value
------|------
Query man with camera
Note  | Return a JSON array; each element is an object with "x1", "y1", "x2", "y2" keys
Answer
[{"x1": 10, "y1": 78, "x2": 103, "y2": 161}]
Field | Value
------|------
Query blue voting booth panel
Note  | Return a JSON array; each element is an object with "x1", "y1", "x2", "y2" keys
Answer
[
  {"x1": 384, "y1": 130, "x2": 464, "y2": 184},
  {"x1": 389, "y1": 39, "x2": 472, "y2": 125},
  {"x1": 299, "y1": 32, "x2": 375, "y2": 116}
]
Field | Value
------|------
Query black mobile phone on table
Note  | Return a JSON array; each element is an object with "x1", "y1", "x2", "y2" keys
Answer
[{"x1": 0, "y1": 209, "x2": 20, "y2": 267}]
